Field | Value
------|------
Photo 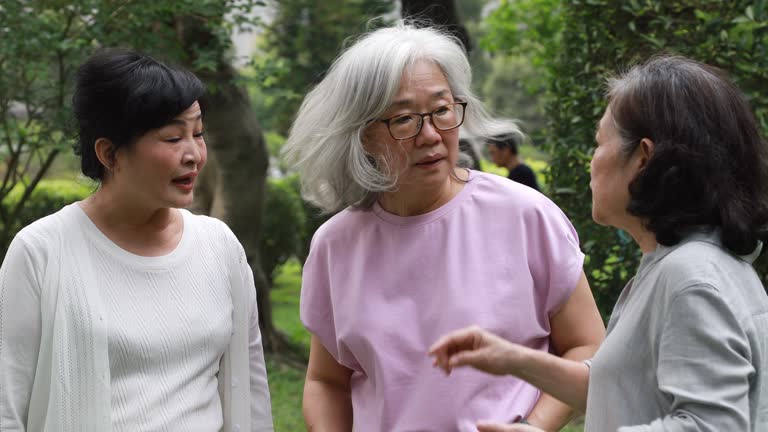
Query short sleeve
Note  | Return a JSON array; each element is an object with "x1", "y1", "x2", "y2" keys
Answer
[
  {"x1": 299, "y1": 232, "x2": 341, "y2": 359},
  {"x1": 618, "y1": 284, "x2": 752, "y2": 432},
  {"x1": 524, "y1": 198, "x2": 585, "y2": 317}
]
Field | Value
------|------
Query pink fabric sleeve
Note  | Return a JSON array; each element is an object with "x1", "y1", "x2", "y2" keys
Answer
[
  {"x1": 525, "y1": 198, "x2": 585, "y2": 317},
  {"x1": 299, "y1": 235, "x2": 340, "y2": 359}
]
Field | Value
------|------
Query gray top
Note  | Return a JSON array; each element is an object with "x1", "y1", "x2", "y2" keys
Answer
[{"x1": 585, "y1": 230, "x2": 768, "y2": 431}]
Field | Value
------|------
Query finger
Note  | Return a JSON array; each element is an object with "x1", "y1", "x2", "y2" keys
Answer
[
  {"x1": 476, "y1": 422, "x2": 520, "y2": 432},
  {"x1": 448, "y1": 350, "x2": 484, "y2": 369},
  {"x1": 431, "y1": 356, "x2": 450, "y2": 374},
  {"x1": 429, "y1": 348, "x2": 448, "y2": 371},
  {"x1": 428, "y1": 326, "x2": 481, "y2": 354}
]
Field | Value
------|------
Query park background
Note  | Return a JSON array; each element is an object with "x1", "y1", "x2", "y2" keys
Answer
[{"x1": 2, "y1": 0, "x2": 767, "y2": 430}]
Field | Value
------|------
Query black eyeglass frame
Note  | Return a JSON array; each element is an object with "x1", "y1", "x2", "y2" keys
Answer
[{"x1": 377, "y1": 101, "x2": 468, "y2": 140}]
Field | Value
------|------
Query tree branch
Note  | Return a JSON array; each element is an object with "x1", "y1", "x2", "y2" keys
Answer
[{"x1": 10, "y1": 148, "x2": 60, "y2": 224}]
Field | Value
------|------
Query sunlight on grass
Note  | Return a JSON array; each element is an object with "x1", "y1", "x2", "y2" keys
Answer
[
  {"x1": 271, "y1": 259, "x2": 311, "y2": 354},
  {"x1": 268, "y1": 259, "x2": 310, "y2": 431},
  {"x1": 266, "y1": 354, "x2": 305, "y2": 431}
]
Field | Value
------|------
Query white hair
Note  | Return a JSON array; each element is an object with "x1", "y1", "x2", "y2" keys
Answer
[{"x1": 281, "y1": 21, "x2": 522, "y2": 213}]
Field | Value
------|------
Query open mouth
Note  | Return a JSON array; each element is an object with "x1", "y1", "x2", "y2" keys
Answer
[
  {"x1": 415, "y1": 156, "x2": 444, "y2": 167},
  {"x1": 172, "y1": 177, "x2": 193, "y2": 185},
  {"x1": 172, "y1": 172, "x2": 197, "y2": 188}
]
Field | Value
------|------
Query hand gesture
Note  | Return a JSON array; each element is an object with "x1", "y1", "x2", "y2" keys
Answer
[
  {"x1": 428, "y1": 325, "x2": 522, "y2": 376},
  {"x1": 477, "y1": 421, "x2": 546, "y2": 432}
]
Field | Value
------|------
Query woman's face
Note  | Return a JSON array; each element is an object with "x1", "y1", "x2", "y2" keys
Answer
[
  {"x1": 110, "y1": 101, "x2": 207, "y2": 209},
  {"x1": 364, "y1": 60, "x2": 461, "y2": 193},
  {"x1": 590, "y1": 108, "x2": 638, "y2": 228}
]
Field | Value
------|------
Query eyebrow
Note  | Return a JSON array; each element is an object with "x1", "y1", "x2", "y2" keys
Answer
[
  {"x1": 390, "y1": 90, "x2": 450, "y2": 108},
  {"x1": 168, "y1": 114, "x2": 203, "y2": 126}
]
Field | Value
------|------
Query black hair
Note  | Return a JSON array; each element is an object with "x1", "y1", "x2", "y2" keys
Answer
[
  {"x1": 608, "y1": 55, "x2": 768, "y2": 255},
  {"x1": 487, "y1": 134, "x2": 520, "y2": 155},
  {"x1": 72, "y1": 49, "x2": 205, "y2": 180}
]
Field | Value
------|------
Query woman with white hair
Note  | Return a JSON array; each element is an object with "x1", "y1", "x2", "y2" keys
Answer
[{"x1": 283, "y1": 22, "x2": 605, "y2": 432}]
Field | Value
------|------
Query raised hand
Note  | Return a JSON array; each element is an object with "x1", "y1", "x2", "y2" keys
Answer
[{"x1": 428, "y1": 325, "x2": 523, "y2": 376}]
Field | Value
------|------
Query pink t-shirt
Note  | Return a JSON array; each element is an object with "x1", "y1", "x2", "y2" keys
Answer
[{"x1": 301, "y1": 170, "x2": 584, "y2": 431}]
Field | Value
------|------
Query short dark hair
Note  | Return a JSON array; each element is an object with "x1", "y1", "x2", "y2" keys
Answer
[
  {"x1": 608, "y1": 55, "x2": 768, "y2": 255},
  {"x1": 72, "y1": 49, "x2": 205, "y2": 180},
  {"x1": 487, "y1": 133, "x2": 521, "y2": 155}
]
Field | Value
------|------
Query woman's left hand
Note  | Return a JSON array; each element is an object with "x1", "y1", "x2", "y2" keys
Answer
[{"x1": 476, "y1": 422, "x2": 547, "y2": 432}]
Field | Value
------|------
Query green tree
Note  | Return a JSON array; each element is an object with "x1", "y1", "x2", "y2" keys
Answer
[
  {"x1": 485, "y1": 0, "x2": 768, "y2": 318},
  {"x1": 481, "y1": 0, "x2": 563, "y2": 142},
  {"x1": 260, "y1": 176, "x2": 306, "y2": 284},
  {"x1": 0, "y1": 0, "x2": 261, "y2": 259},
  {"x1": 401, "y1": 0, "x2": 471, "y2": 50},
  {"x1": 481, "y1": 55, "x2": 547, "y2": 132},
  {"x1": 253, "y1": 0, "x2": 394, "y2": 134},
  {"x1": 0, "y1": 0, "x2": 294, "y2": 348}
]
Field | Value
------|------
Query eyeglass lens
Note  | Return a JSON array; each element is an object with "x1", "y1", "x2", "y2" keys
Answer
[{"x1": 389, "y1": 103, "x2": 465, "y2": 139}]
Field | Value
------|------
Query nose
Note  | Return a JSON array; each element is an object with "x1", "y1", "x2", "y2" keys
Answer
[
  {"x1": 182, "y1": 136, "x2": 204, "y2": 166},
  {"x1": 415, "y1": 116, "x2": 441, "y2": 146}
]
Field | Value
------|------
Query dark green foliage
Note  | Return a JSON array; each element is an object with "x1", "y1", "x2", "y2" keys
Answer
[
  {"x1": 1, "y1": 179, "x2": 92, "y2": 241},
  {"x1": 260, "y1": 174, "x2": 334, "y2": 282},
  {"x1": 261, "y1": 176, "x2": 307, "y2": 283},
  {"x1": 0, "y1": 0, "x2": 263, "y2": 260},
  {"x1": 251, "y1": 0, "x2": 394, "y2": 134},
  {"x1": 282, "y1": 175, "x2": 333, "y2": 263},
  {"x1": 486, "y1": 0, "x2": 768, "y2": 319},
  {"x1": 550, "y1": 0, "x2": 768, "y2": 319}
]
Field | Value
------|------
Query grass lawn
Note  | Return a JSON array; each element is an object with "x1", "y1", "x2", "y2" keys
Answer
[
  {"x1": 267, "y1": 259, "x2": 309, "y2": 431},
  {"x1": 267, "y1": 260, "x2": 584, "y2": 432}
]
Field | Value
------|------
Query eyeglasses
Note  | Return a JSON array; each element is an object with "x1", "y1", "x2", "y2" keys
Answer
[{"x1": 378, "y1": 101, "x2": 467, "y2": 140}]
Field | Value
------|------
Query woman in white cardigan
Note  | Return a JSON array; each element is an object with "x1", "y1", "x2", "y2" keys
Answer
[{"x1": 0, "y1": 49, "x2": 273, "y2": 432}]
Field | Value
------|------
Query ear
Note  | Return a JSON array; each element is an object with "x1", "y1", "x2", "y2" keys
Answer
[
  {"x1": 636, "y1": 138, "x2": 655, "y2": 170},
  {"x1": 94, "y1": 137, "x2": 118, "y2": 172}
]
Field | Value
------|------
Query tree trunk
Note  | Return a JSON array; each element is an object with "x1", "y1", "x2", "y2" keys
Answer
[
  {"x1": 176, "y1": 17, "x2": 281, "y2": 352},
  {"x1": 400, "y1": 0, "x2": 471, "y2": 53},
  {"x1": 401, "y1": 0, "x2": 479, "y2": 168}
]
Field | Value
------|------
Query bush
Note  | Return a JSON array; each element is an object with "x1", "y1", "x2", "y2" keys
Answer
[
  {"x1": 548, "y1": 1, "x2": 768, "y2": 318},
  {"x1": 282, "y1": 174, "x2": 333, "y2": 263},
  {"x1": 260, "y1": 176, "x2": 307, "y2": 283},
  {"x1": 487, "y1": 0, "x2": 768, "y2": 319},
  {"x1": 1, "y1": 179, "x2": 93, "y2": 258}
]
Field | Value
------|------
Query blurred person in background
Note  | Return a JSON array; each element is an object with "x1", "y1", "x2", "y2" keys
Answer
[{"x1": 487, "y1": 134, "x2": 540, "y2": 191}]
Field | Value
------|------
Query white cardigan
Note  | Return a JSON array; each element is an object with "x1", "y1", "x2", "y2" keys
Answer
[{"x1": 0, "y1": 204, "x2": 273, "y2": 431}]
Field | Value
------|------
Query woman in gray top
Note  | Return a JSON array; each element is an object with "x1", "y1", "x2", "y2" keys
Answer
[{"x1": 429, "y1": 55, "x2": 768, "y2": 431}]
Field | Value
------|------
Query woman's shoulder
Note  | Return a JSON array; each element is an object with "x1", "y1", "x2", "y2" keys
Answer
[
  {"x1": 470, "y1": 170, "x2": 568, "y2": 220},
  {"x1": 310, "y1": 206, "x2": 372, "y2": 246},
  {"x1": 14, "y1": 203, "x2": 82, "y2": 245},
  {"x1": 5, "y1": 203, "x2": 85, "y2": 269},
  {"x1": 659, "y1": 236, "x2": 742, "y2": 277},
  {"x1": 654, "y1": 235, "x2": 764, "y2": 303}
]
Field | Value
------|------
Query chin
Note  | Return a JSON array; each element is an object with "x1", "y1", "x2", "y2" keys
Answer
[
  {"x1": 591, "y1": 208, "x2": 606, "y2": 226},
  {"x1": 170, "y1": 195, "x2": 195, "y2": 209}
]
